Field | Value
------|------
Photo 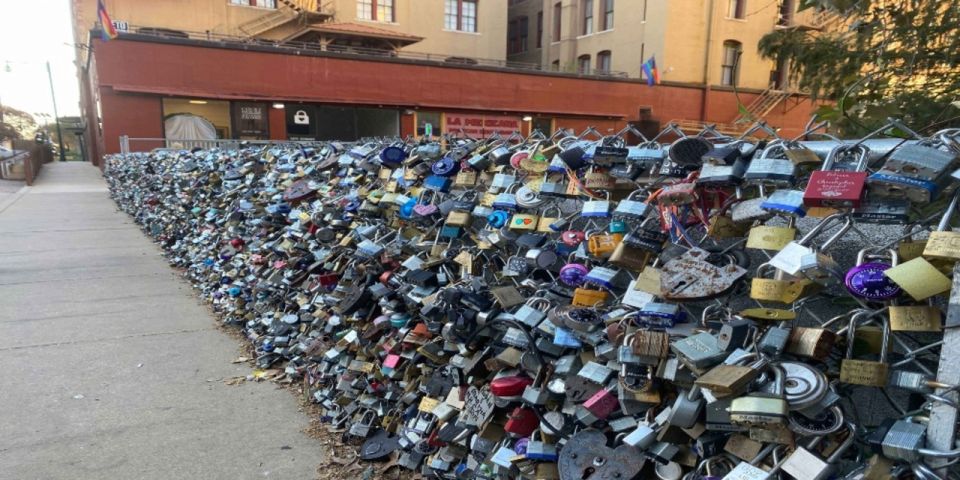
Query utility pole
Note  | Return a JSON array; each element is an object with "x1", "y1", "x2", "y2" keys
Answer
[{"x1": 46, "y1": 61, "x2": 66, "y2": 162}]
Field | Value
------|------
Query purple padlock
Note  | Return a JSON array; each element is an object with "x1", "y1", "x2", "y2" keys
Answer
[
  {"x1": 559, "y1": 263, "x2": 589, "y2": 287},
  {"x1": 844, "y1": 249, "x2": 901, "y2": 300}
]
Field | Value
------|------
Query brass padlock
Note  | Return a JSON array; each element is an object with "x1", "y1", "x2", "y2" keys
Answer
[
  {"x1": 888, "y1": 304, "x2": 941, "y2": 332},
  {"x1": 839, "y1": 314, "x2": 890, "y2": 387},
  {"x1": 609, "y1": 241, "x2": 651, "y2": 272},
  {"x1": 446, "y1": 210, "x2": 472, "y2": 227},
  {"x1": 785, "y1": 326, "x2": 837, "y2": 360},
  {"x1": 745, "y1": 218, "x2": 796, "y2": 251},
  {"x1": 923, "y1": 189, "x2": 960, "y2": 262},
  {"x1": 883, "y1": 256, "x2": 951, "y2": 300}
]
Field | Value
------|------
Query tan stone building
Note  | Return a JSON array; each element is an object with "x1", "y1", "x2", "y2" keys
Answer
[
  {"x1": 71, "y1": 0, "x2": 507, "y2": 61},
  {"x1": 507, "y1": 0, "x2": 837, "y2": 91}
]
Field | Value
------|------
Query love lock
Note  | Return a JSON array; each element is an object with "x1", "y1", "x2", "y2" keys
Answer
[
  {"x1": 558, "y1": 430, "x2": 645, "y2": 480},
  {"x1": 660, "y1": 248, "x2": 748, "y2": 300}
]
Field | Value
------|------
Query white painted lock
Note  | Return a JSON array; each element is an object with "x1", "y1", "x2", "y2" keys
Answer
[{"x1": 293, "y1": 110, "x2": 310, "y2": 125}]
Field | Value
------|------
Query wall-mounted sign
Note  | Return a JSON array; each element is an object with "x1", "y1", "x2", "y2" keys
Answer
[
  {"x1": 286, "y1": 105, "x2": 316, "y2": 140},
  {"x1": 112, "y1": 20, "x2": 129, "y2": 32},
  {"x1": 445, "y1": 113, "x2": 521, "y2": 138}
]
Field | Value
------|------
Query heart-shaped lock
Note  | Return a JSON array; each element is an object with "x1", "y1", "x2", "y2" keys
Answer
[
  {"x1": 558, "y1": 430, "x2": 644, "y2": 480},
  {"x1": 561, "y1": 230, "x2": 586, "y2": 247}
]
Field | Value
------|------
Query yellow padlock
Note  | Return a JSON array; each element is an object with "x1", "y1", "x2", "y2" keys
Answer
[
  {"x1": 883, "y1": 257, "x2": 951, "y2": 300},
  {"x1": 509, "y1": 213, "x2": 539, "y2": 231},
  {"x1": 587, "y1": 231, "x2": 623, "y2": 258},
  {"x1": 572, "y1": 287, "x2": 609, "y2": 307}
]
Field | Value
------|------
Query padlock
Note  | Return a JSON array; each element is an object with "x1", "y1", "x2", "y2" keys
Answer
[
  {"x1": 581, "y1": 193, "x2": 611, "y2": 218},
  {"x1": 750, "y1": 263, "x2": 806, "y2": 304},
  {"x1": 803, "y1": 144, "x2": 870, "y2": 208},
  {"x1": 493, "y1": 183, "x2": 520, "y2": 210},
  {"x1": 513, "y1": 297, "x2": 551, "y2": 328},
  {"x1": 883, "y1": 256, "x2": 952, "y2": 300},
  {"x1": 728, "y1": 365, "x2": 789, "y2": 427},
  {"x1": 697, "y1": 154, "x2": 748, "y2": 186},
  {"x1": 694, "y1": 357, "x2": 764, "y2": 397},
  {"x1": 454, "y1": 169, "x2": 478, "y2": 187},
  {"x1": 761, "y1": 189, "x2": 807, "y2": 217},
  {"x1": 785, "y1": 326, "x2": 837, "y2": 361},
  {"x1": 852, "y1": 197, "x2": 911, "y2": 224},
  {"x1": 781, "y1": 424, "x2": 856, "y2": 480},
  {"x1": 839, "y1": 314, "x2": 890, "y2": 387},
  {"x1": 868, "y1": 142, "x2": 958, "y2": 203},
  {"x1": 745, "y1": 218, "x2": 797, "y2": 251},
  {"x1": 536, "y1": 206, "x2": 560, "y2": 233},
  {"x1": 508, "y1": 213, "x2": 538, "y2": 231},
  {"x1": 609, "y1": 240, "x2": 651, "y2": 272},
  {"x1": 768, "y1": 213, "x2": 850, "y2": 285},
  {"x1": 922, "y1": 189, "x2": 960, "y2": 262},
  {"x1": 584, "y1": 166, "x2": 616, "y2": 190},
  {"x1": 888, "y1": 302, "x2": 942, "y2": 331},
  {"x1": 655, "y1": 179, "x2": 698, "y2": 206},
  {"x1": 844, "y1": 248, "x2": 901, "y2": 300},
  {"x1": 743, "y1": 142, "x2": 797, "y2": 186},
  {"x1": 571, "y1": 287, "x2": 608, "y2": 307},
  {"x1": 660, "y1": 247, "x2": 748, "y2": 301},
  {"x1": 586, "y1": 230, "x2": 623, "y2": 258}
]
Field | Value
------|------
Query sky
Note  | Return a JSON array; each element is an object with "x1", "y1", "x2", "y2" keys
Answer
[{"x1": 0, "y1": 0, "x2": 81, "y2": 119}]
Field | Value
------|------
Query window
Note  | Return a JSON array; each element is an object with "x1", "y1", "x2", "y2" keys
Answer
[
  {"x1": 721, "y1": 40, "x2": 742, "y2": 86},
  {"x1": 519, "y1": 16, "x2": 529, "y2": 52},
  {"x1": 417, "y1": 111, "x2": 442, "y2": 137},
  {"x1": 357, "y1": 0, "x2": 394, "y2": 21},
  {"x1": 582, "y1": 0, "x2": 594, "y2": 35},
  {"x1": 601, "y1": 0, "x2": 614, "y2": 30},
  {"x1": 727, "y1": 0, "x2": 746, "y2": 19},
  {"x1": 508, "y1": 17, "x2": 528, "y2": 54},
  {"x1": 777, "y1": 0, "x2": 794, "y2": 26},
  {"x1": 445, "y1": 0, "x2": 478, "y2": 32},
  {"x1": 536, "y1": 11, "x2": 543, "y2": 48},
  {"x1": 231, "y1": 0, "x2": 276, "y2": 8},
  {"x1": 597, "y1": 50, "x2": 611, "y2": 72},
  {"x1": 578, "y1": 54, "x2": 591, "y2": 74},
  {"x1": 552, "y1": 2, "x2": 561, "y2": 41}
]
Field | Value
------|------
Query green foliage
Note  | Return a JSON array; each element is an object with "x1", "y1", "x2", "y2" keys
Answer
[
  {"x1": 0, "y1": 106, "x2": 37, "y2": 142},
  {"x1": 758, "y1": 0, "x2": 960, "y2": 136}
]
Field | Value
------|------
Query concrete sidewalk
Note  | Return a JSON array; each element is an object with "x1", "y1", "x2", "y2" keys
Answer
[{"x1": 0, "y1": 163, "x2": 324, "y2": 479}]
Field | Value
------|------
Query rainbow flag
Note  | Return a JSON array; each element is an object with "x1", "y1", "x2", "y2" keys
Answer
[
  {"x1": 98, "y1": 0, "x2": 119, "y2": 40},
  {"x1": 642, "y1": 55, "x2": 660, "y2": 86}
]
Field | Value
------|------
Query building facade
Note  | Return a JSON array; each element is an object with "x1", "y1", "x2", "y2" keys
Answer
[
  {"x1": 70, "y1": 0, "x2": 825, "y2": 166},
  {"x1": 507, "y1": 0, "x2": 833, "y2": 89}
]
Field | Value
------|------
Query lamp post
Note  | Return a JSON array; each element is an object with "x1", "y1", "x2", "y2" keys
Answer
[{"x1": 46, "y1": 61, "x2": 66, "y2": 162}]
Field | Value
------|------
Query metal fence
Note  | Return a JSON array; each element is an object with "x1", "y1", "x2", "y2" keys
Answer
[
  {"x1": 1, "y1": 142, "x2": 53, "y2": 186},
  {"x1": 119, "y1": 136, "x2": 336, "y2": 154}
]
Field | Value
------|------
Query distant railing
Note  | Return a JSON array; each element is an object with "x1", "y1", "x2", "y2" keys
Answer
[
  {"x1": 105, "y1": 25, "x2": 633, "y2": 80},
  {"x1": 3, "y1": 142, "x2": 54, "y2": 186},
  {"x1": 119, "y1": 136, "x2": 333, "y2": 155}
]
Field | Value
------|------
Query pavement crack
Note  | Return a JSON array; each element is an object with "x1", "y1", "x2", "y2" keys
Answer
[{"x1": 0, "y1": 328, "x2": 214, "y2": 352}]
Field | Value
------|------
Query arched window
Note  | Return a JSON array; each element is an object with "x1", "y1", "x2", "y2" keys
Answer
[
  {"x1": 578, "y1": 54, "x2": 591, "y2": 74},
  {"x1": 597, "y1": 50, "x2": 612, "y2": 73},
  {"x1": 721, "y1": 40, "x2": 742, "y2": 86}
]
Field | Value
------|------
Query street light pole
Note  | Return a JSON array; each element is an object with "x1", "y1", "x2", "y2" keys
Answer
[{"x1": 46, "y1": 61, "x2": 66, "y2": 162}]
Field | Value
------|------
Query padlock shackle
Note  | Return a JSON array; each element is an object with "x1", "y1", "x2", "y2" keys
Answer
[
  {"x1": 936, "y1": 188, "x2": 960, "y2": 232},
  {"x1": 845, "y1": 311, "x2": 890, "y2": 361}
]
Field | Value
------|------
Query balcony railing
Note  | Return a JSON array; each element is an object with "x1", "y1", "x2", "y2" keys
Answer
[{"x1": 99, "y1": 24, "x2": 633, "y2": 80}]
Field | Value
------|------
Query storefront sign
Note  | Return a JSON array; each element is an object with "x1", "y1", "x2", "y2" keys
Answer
[
  {"x1": 232, "y1": 102, "x2": 269, "y2": 139},
  {"x1": 445, "y1": 114, "x2": 521, "y2": 137}
]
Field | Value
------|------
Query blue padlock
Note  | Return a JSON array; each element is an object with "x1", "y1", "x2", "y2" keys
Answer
[{"x1": 487, "y1": 210, "x2": 510, "y2": 228}]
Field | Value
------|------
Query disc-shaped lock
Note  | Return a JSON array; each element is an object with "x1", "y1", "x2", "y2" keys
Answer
[{"x1": 844, "y1": 248, "x2": 901, "y2": 300}]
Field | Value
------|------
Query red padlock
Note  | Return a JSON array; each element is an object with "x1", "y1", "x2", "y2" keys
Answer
[
  {"x1": 561, "y1": 230, "x2": 586, "y2": 247},
  {"x1": 583, "y1": 386, "x2": 619, "y2": 419},
  {"x1": 803, "y1": 144, "x2": 869, "y2": 208},
  {"x1": 490, "y1": 374, "x2": 533, "y2": 397},
  {"x1": 503, "y1": 406, "x2": 538, "y2": 437}
]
